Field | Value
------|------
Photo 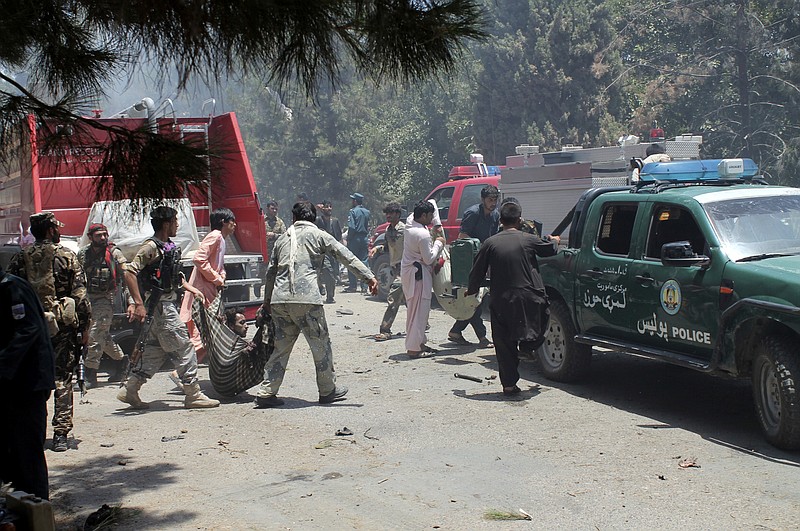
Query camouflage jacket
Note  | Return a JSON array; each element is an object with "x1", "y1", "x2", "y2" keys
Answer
[
  {"x1": 499, "y1": 218, "x2": 541, "y2": 238},
  {"x1": 78, "y1": 244, "x2": 128, "y2": 298},
  {"x1": 8, "y1": 241, "x2": 91, "y2": 332}
]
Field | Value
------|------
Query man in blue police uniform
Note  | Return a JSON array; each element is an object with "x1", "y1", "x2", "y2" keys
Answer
[
  {"x1": 345, "y1": 192, "x2": 371, "y2": 293},
  {"x1": 0, "y1": 265, "x2": 56, "y2": 498}
]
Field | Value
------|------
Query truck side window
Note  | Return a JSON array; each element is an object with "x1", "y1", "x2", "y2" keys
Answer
[
  {"x1": 429, "y1": 186, "x2": 454, "y2": 221},
  {"x1": 458, "y1": 184, "x2": 485, "y2": 220},
  {"x1": 596, "y1": 204, "x2": 637, "y2": 256},
  {"x1": 645, "y1": 206, "x2": 706, "y2": 258}
]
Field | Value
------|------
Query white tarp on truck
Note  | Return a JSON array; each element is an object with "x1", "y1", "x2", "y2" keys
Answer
[{"x1": 77, "y1": 199, "x2": 200, "y2": 260}]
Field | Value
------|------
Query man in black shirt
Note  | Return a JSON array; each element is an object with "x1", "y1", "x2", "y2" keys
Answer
[{"x1": 466, "y1": 202, "x2": 559, "y2": 395}]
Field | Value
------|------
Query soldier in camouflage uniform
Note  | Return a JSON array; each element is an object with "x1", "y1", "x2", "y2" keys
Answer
[
  {"x1": 8, "y1": 212, "x2": 92, "y2": 453},
  {"x1": 368, "y1": 202, "x2": 406, "y2": 339},
  {"x1": 118, "y1": 206, "x2": 219, "y2": 409},
  {"x1": 264, "y1": 199, "x2": 287, "y2": 260},
  {"x1": 78, "y1": 223, "x2": 129, "y2": 388},
  {"x1": 254, "y1": 201, "x2": 378, "y2": 408}
]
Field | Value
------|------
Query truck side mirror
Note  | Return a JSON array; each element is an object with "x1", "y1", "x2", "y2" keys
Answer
[{"x1": 661, "y1": 241, "x2": 710, "y2": 268}]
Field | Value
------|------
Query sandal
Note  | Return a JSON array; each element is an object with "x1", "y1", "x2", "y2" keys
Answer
[
  {"x1": 422, "y1": 345, "x2": 439, "y2": 353},
  {"x1": 477, "y1": 337, "x2": 494, "y2": 349},
  {"x1": 407, "y1": 350, "x2": 431, "y2": 359},
  {"x1": 448, "y1": 333, "x2": 471, "y2": 345},
  {"x1": 503, "y1": 385, "x2": 521, "y2": 396},
  {"x1": 374, "y1": 332, "x2": 393, "y2": 341}
]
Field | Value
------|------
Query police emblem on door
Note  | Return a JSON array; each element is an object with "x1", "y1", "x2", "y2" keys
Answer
[{"x1": 660, "y1": 279, "x2": 682, "y2": 315}]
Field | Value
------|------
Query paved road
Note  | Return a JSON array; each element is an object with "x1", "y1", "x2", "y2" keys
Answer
[{"x1": 48, "y1": 291, "x2": 800, "y2": 529}]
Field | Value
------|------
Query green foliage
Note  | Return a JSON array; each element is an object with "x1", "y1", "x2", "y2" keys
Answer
[
  {"x1": 0, "y1": 0, "x2": 487, "y2": 202},
  {"x1": 611, "y1": 0, "x2": 800, "y2": 184}
]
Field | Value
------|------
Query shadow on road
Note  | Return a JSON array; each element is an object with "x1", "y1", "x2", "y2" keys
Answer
[
  {"x1": 510, "y1": 350, "x2": 800, "y2": 464},
  {"x1": 50, "y1": 455, "x2": 198, "y2": 529}
]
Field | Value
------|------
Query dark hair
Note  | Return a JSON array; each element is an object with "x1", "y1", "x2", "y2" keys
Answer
[
  {"x1": 481, "y1": 185, "x2": 500, "y2": 199},
  {"x1": 210, "y1": 208, "x2": 235, "y2": 230},
  {"x1": 413, "y1": 200, "x2": 435, "y2": 220},
  {"x1": 292, "y1": 201, "x2": 317, "y2": 222},
  {"x1": 500, "y1": 196, "x2": 520, "y2": 207},
  {"x1": 224, "y1": 307, "x2": 244, "y2": 328},
  {"x1": 30, "y1": 222, "x2": 49, "y2": 239},
  {"x1": 499, "y1": 202, "x2": 522, "y2": 225},
  {"x1": 266, "y1": 200, "x2": 278, "y2": 208},
  {"x1": 383, "y1": 202, "x2": 402, "y2": 215},
  {"x1": 150, "y1": 205, "x2": 178, "y2": 232},
  {"x1": 321, "y1": 199, "x2": 332, "y2": 207},
  {"x1": 646, "y1": 143, "x2": 665, "y2": 157},
  {"x1": 296, "y1": 192, "x2": 309, "y2": 201}
]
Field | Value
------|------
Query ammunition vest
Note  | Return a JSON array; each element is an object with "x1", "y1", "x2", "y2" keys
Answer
[
  {"x1": 20, "y1": 243, "x2": 78, "y2": 332},
  {"x1": 140, "y1": 238, "x2": 182, "y2": 294},
  {"x1": 81, "y1": 245, "x2": 118, "y2": 294}
]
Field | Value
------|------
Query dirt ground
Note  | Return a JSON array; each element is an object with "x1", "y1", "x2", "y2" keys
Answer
[{"x1": 46, "y1": 291, "x2": 800, "y2": 530}]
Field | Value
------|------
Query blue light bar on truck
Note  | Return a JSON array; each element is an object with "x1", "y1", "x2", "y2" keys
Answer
[{"x1": 639, "y1": 158, "x2": 759, "y2": 183}]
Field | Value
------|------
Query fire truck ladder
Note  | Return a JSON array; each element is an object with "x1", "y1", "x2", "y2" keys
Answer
[{"x1": 178, "y1": 102, "x2": 214, "y2": 236}]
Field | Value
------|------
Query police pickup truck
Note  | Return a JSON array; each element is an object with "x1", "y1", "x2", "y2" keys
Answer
[{"x1": 538, "y1": 158, "x2": 800, "y2": 450}]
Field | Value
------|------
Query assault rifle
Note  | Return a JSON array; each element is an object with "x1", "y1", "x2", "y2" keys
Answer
[
  {"x1": 122, "y1": 286, "x2": 164, "y2": 381},
  {"x1": 76, "y1": 342, "x2": 88, "y2": 399}
]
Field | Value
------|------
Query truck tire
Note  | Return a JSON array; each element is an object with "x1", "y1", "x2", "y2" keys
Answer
[
  {"x1": 752, "y1": 335, "x2": 800, "y2": 450},
  {"x1": 539, "y1": 298, "x2": 591, "y2": 382},
  {"x1": 371, "y1": 252, "x2": 393, "y2": 302}
]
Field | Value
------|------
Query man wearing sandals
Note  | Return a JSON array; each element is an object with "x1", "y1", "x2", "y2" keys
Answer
[
  {"x1": 401, "y1": 201, "x2": 446, "y2": 358},
  {"x1": 369, "y1": 202, "x2": 405, "y2": 341},
  {"x1": 465, "y1": 202, "x2": 559, "y2": 395}
]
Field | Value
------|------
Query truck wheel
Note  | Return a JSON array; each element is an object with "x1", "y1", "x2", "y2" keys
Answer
[
  {"x1": 539, "y1": 299, "x2": 591, "y2": 382},
  {"x1": 752, "y1": 336, "x2": 800, "y2": 450},
  {"x1": 371, "y1": 252, "x2": 393, "y2": 302}
]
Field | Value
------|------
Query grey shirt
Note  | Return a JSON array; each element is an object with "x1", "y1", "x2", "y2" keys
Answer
[{"x1": 265, "y1": 221, "x2": 374, "y2": 305}]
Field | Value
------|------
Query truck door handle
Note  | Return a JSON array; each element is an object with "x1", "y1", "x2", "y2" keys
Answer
[
  {"x1": 635, "y1": 274, "x2": 654, "y2": 284},
  {"x1": 582, "y1": 269, "x2": 603, "y2": 280}
]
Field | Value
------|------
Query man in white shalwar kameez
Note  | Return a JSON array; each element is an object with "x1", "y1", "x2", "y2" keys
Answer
[{"x1": 401, "y1": 201, "x2": 445, "y2": 357}]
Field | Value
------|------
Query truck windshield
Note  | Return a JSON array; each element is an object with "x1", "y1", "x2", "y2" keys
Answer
[{"x1": 704, "y1": 192, "x2": 800, "y2": 262}]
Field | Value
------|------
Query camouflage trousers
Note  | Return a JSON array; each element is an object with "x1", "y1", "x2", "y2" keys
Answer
[
  {"x1": 131, "y1": 298, "x2": 198, "y2": 385},
  {"x1": 53, "y1": 332, "x2": 78, "y2": 436},
  {"x1": 379, "y1": 277, "x2": 405, "y2": 334},
  {"x1": 257, "y1": 303, "x2": 336, "y2": 398},
  {"x1": 85, "y1": 296, "x2": 124, "y2": 370}
]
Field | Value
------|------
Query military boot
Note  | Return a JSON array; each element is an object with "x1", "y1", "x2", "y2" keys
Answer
[
  {"x1": 107, "y1": 356, "x2": 129, "y2": 383},
  {"x1": 116, "y1": 375, "x2": 149, "y2": 409},
  {"x1": 183, "y1": 383, "x2": 220, "y2": 409}
]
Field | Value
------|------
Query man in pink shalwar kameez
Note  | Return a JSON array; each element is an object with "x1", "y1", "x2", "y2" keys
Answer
[
  {"x1": 401, "y1": 201, "x2": 445, "y2": 358},
  {"x1": 180, "y1": 208, "x2": 237, "y2": 361}
]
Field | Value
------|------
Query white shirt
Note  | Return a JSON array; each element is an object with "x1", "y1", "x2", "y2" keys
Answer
[{"x1": 400, "y1": 219, "x2": 444, "y2": 300}]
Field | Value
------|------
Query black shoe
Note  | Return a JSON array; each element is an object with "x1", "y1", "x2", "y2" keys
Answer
[
  {"x1": 84, "y1": 367, "x2": 98, "y2": 389},
  {"x1": 325, "y1": 298, "x2": 335, "y2": 304},
  {"x1": 107, "y1": 356, "x2": 129, "y2": 383},
  {"x1": 343, "y1": 287, "x2": 358, "y2": 293},
  {"x1": 502, "y1": 385, "x2": 522, "y2": 396},
  {"x1": 319, "y1": 386, "x2": 348, "y2": 404},
  {"x1": 254, "y1": 396, "x2": 285, "y2": 409},
  {"x1": 52, "y1": 434, "x2": 68, "y2": 452}
]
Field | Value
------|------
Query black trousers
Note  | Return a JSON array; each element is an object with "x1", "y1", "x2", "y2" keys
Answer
[
  {"x1": 450, "y1": 302, "x2": 487, "y2": 339},
  {"x1": 489, "y1": 312, "x2": 520, "y2": 388},
  {"x1": 0, "y1": 389, "x2": 51, "y2": 499}
]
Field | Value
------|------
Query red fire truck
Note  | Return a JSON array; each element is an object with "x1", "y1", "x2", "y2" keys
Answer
[{"x1": 0, "y1": 98, "x2": 267, "y2": 318}]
